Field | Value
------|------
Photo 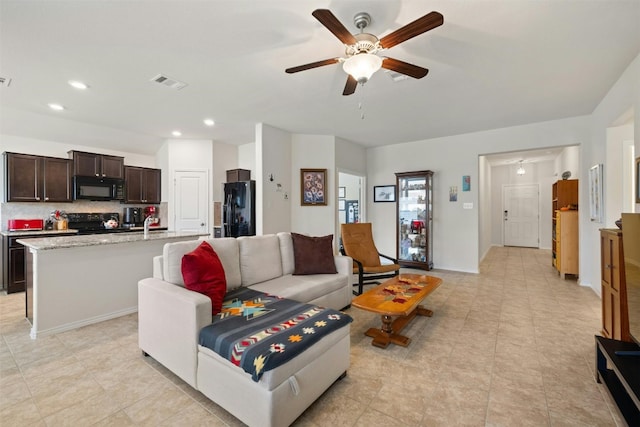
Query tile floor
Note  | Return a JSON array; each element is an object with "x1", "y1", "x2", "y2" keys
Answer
[{"x1": 0, "y1": 246, "x2": 625, "y2": 426}]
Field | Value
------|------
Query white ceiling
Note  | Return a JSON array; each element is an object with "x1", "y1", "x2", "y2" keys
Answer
[{"x1": 1, "y1": 1, "x2": 639, "y2": 161}]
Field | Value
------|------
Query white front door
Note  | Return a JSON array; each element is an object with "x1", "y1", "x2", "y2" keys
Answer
[
  {"x1": 503, "y1": 184, "x2": 539, "y2": 247},
  {"x1": 174, "y1": 170, "x2": 209, "y2": 234}
]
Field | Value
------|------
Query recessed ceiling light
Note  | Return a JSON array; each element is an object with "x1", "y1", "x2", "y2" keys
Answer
[
  {"x1": 203, "y1": 118, "x2": 215, "y2": 127},
  {"x1": 68, "y1": 80, "x2": 88, "y2": 90},
  {"x1": 172, "y1": 130, "x2": 182, "y2": 137},
  {"x1": 48, "y1": 103, "x2": 65, "y2": 111}
]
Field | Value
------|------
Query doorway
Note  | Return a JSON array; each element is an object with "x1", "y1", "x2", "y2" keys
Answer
[
  {"x1": 174, "y1": 170, "x2": 209, "y2": 234},
  {"x1": 503, "y1": 184, "x2": 539, "y2": 247},
  {"x1": 337, "y1": 171, "x2": 364, "y2": 246}
]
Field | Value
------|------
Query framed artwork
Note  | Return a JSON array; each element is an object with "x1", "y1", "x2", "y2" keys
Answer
[
  {"x1": 589, "y1": 164, "x2": 603, "y2": 222},
  {"x1": 374, "y1": 185, "x2": 396, "y2": 202},
  {"x1": 301, "y1": 168, "x2": 327, "y2": 206},
  {"x1": 462, "y1": 175, "x2": 470, "y2": 191},
  {"x1": 338, "y1": 186, "x2": 346, "y2": 198},
  {"x1": 338, "y1": 199, "x2": 345, "y2": 210},
  {"x1": 636, "y1": 157, "x2": 640, "y2": 204}
]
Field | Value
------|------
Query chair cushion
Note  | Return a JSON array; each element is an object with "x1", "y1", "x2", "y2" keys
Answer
[
  {"x1": 291, "y1": 233, "x2": 337, "y2": 275},
  {"x1": 340, "y1": 223, "x2": 382, "y2": 267},
  {"x1": 181, "y1": 241, "x2": 227, "y2": 315}
]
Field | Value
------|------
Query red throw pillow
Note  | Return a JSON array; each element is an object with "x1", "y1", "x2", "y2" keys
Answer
[{"x1": 181, "y1": 241, "x2": 227, "y2": 315}]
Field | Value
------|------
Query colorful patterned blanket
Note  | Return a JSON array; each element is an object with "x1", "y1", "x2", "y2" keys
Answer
[{"x1": 198, "y1": 287, "x2": 353, "y2": 382}]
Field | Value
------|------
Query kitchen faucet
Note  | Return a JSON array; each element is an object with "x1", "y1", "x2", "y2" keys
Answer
[{"x1": 144, "y1": 216, "x2": 153, "y2": 239}]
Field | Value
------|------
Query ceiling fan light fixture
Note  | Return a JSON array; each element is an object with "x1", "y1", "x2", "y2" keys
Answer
[
  {"x1": 342, "y1": 53, "x2": 382, "y2": 84},
  {"x1": 516, "y1": 161, "x2": 526, "y2": 175}
]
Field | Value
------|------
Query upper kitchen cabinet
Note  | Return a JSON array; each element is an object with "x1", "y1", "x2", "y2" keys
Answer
[
  {"x1": 4, "y1": 152, "x2": 72, "y2": 203},
  {"x1": 70, "y1": 150, "x2": 124, "y2": 179},
  {"x1": 124, "y1": 166, "x2": 161, "y2": 204}
]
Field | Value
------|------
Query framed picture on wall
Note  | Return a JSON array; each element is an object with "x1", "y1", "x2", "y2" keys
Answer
[
  {"x1": 589, "y1": 163, "x2": 603, "y2": 222},
  {"x1": 374, "y1": 185, "x2": 396, "y2": 202},
  {"x1": 301, "y1": 168, "x2": 327, "y2": 206}
]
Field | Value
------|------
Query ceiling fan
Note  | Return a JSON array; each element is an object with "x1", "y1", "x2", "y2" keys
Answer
[{"x1": 285, "y1": 9, "x2": 444, "y2": 96}]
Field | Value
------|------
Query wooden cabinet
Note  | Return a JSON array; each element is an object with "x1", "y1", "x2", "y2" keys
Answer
[
  {"x1": 396, "y1": 170, "x2": 433, "y2": 270},
  {"x1": 551, "y1": 179, "x2": 578, "y2": 214},
  {"x1": 551, "y1": 179, "x2": 578, "y2": 270},
  {"x1": 124, "y1": 166, "x2": 161, "y2": 204},
  {"x1": 4, "y1": 152, "x2": 72, "y2": 202},
  {"x1": 553, "y1": 210, "x2": 578, "y2": 278},
  {"x1": 600, "y1": 229, "x2": 630, "y2": 341},
  {"x1": 70, "y1": 150, "x2": 124, "y2": 179}
]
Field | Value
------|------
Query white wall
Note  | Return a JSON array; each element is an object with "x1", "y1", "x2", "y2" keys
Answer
[
  {"x1": 256, "y1": 123, "x2": 292, "y2": 235},
  {"x1": 606, "y1": 123, "x2": 634, "y2": 225},
  {"x1": 367, "y1": 116, "x2": 590, "y2": 273},
  {"x1": 212, "y1": 141, "x2": 238, "y2": 202},
  {"x1": 478, "y1": 156, "x2": 492, "y2": 262},
  {"x1": 581, "y1": 53, "x2": 639, "y2": 294},
  {"x1": 291, "y1": 134, "x2": 336, "y2": 237}
]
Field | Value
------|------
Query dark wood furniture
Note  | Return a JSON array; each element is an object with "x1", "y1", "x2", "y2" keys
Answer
[
  {"x1": 2, "y1": 232, "x2": 70, "y2": 294},
  {"x1": 124, "y1": 166, "x2": 161, "y2": 204},
  {"x1": 595, "y1": 336, "x2": 640, "y2": 426},
  {"x1": 4, "y1": 152, "x2": 72, "y2": 203},
  {"x1": 352, "y1": 274, "x2": 441, "y2": 348},
  {"x1": 396, "y1": 170, "x2": 434, "y2": 270},
  {"x1": 600, "y1": 229, "x2": 630, "y2": 342},
  {"x1": 70, "y1": 150, "x2": 124, "y2": 179}
]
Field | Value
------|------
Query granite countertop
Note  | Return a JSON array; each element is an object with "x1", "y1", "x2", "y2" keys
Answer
[
  {"x1": 17, "y1": 231, "x2": 209, "y2": 251},
  {"x1": 1, "y1": 229, "x2": 79, "y2": 237}
]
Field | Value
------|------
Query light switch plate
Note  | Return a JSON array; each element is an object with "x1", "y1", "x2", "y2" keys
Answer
[{"x1": 463, "y1": 203, "x2": 473, "y2": 209}]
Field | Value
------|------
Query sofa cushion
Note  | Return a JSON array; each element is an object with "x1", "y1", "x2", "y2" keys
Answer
[
  {"x1": 163, "y1": 238, "x2": 241, "y2": 288},
  {"x1": 249, "y1": 272, "x2": 346, "y2": 303},
  {"x1": 207, "y1": 238, "x2": 242, "y2": 290},
  {"x1": 291, "y1": 233, "x2": 337, "y2": 275},
  {"x1": 181, "y1": 241, "x2": 227, "y2": 315},
  {"x1": 238, "y1": 235, "x2": 283, "y2": 286},
  {"x1": 277, "y1": 232, "x2": 295, "y2": 276}
]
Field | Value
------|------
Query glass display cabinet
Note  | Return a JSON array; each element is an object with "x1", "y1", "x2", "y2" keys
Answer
[{"x1": 396, "y1": 170, "x2": 433, "y2": 270}]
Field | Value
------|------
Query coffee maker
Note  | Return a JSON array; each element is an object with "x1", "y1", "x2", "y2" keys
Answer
[
  {"x1": 123, "y1": 207, "x2": 143, "y2": 227},
  {"x1": 144, "y1": 206, "x2": 160, "y2": 226}
]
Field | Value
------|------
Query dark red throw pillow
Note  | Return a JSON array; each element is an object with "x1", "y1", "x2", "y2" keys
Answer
[
  {"x1": 181, "y1": 241, "x2": 227, "y2": 315},
  {"x1": 291, "y1": 233, "x2": 338, "y2": 275}
]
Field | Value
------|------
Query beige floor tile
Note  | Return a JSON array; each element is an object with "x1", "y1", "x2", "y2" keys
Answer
[{"x1": 0, "y1": 247, "x2": 621, "y2": 426}]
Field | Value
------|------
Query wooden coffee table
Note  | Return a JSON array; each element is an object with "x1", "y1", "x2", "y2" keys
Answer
[{"x1": 352, "y1": 274, "x2": 442, "y2": 348}]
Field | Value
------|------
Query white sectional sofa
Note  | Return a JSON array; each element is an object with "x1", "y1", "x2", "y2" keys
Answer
[{"x1": 138, "y1": 232, "x2": 353, "y2": 427}]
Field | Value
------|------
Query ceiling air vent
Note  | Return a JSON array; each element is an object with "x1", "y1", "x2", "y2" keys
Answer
[
  {"x1": 0, "y1": 76, "x2": 12, "y2": 87},
  {"x1": 385, "y1": 70, "x2": 408, "y2": 82},
  {"x1": 149, "y1": 74, "x2": 188, "y2": 90}
]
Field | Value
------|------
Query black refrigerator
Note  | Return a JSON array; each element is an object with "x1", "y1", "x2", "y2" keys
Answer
[{"x1": 223, "y1": 180, "x2": 256, "y2": 237}]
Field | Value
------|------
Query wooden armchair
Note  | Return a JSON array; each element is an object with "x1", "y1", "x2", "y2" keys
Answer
[{"x1": 340, "y1": 223, "x2": 400, "y2": 295}]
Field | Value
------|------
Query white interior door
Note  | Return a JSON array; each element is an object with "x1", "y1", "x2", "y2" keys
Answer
[
  {"x1": 503, "y1": 184, "x2": 539, "y2": 247},
  {"x1": 174, "y1": 170, "x2": 208, "y2": 234}
]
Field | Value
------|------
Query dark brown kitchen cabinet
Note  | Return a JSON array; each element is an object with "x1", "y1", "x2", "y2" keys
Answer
[
  {"x1": 124, "y1": 166, "x2": 161, "y2": 203},
  {"x1": 4, "y1": 152, "x2": 72, "y2": 202},
  {"x1": 70, "y1": 150, "x2": 124, "y2": 179}
]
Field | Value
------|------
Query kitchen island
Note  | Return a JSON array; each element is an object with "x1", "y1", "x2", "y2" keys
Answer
[{"x1": 18, "y1": 231, "x2": 208, "y2": 338}]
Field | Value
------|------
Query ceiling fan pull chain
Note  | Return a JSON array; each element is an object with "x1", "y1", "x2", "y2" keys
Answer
[{"x1": 359, "y1": 85, "x2": 366, "y2": 119}]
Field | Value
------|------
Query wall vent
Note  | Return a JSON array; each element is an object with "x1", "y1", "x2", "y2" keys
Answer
[
  {"x1": 0, "y1": 76, "x2": 12, "y2": 87},
  {"x1": 149, "y1": 74, "x2": 188, "y2": 90}
]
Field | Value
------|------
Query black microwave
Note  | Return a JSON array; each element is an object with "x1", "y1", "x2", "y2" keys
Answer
[{"x1": 73, "y1": 176, "x2": 124, "y2": 201}]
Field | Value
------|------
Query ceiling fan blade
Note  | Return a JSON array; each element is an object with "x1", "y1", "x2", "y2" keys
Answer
[
  {"x1": 381, "y1": 57, "x2": 429, "y2": 79},
  {"x1": 342, "y1": 75, "x2": 357, "y2": 96},
  {"x1": 312, "y1": 9, "x2": 357, "y2": 45},
  {"x1": 285, "y1": 58, "x2": 340, "y2": 74},
  {"x1": 379, "y1": 11, "x2": 443, "y2": 49}
]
